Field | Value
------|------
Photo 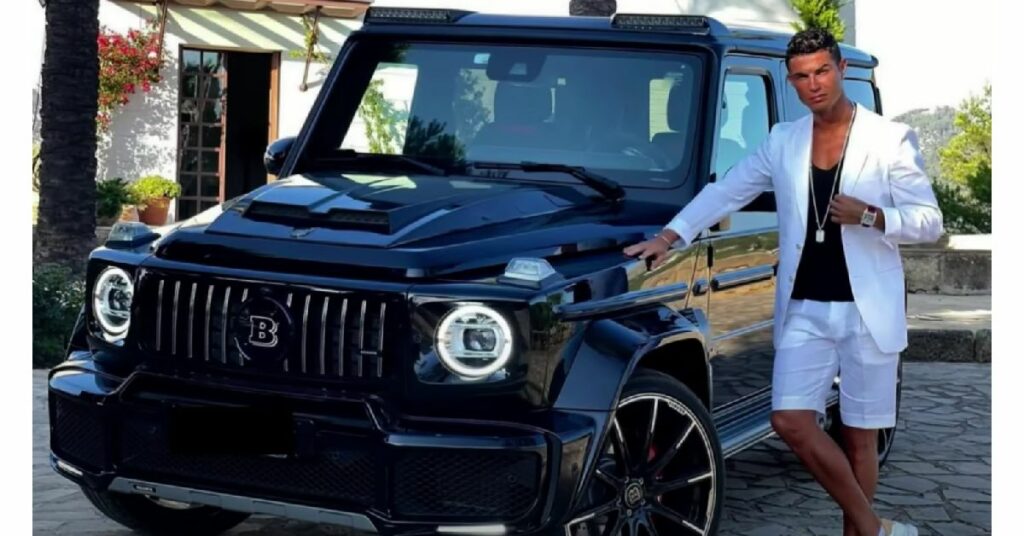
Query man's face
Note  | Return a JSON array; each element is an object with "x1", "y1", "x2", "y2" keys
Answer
[{"x1": 786, "y1": 50, "x2": 848, "y2": 114}]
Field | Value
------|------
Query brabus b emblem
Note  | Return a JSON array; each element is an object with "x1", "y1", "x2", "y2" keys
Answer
[
  {"x1": 233, "y1": 295, "x2": 293, "y2": 366},
  {"x1": 248, "y1": 315, "x2": 279, "y2": 348}
]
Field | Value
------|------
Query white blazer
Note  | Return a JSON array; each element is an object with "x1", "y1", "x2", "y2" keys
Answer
[{"x1": 665, "y1": 104, "x2": 943, "y2": 354}]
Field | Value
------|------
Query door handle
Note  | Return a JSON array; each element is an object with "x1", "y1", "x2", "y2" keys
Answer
[{"x1": 711, "y1": 265, "x2": 775, "y2": 291}]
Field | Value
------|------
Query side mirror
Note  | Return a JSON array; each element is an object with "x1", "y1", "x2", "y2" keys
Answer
[{"x1": 264, "y1": 137, "x2": 296, "y2": 176}]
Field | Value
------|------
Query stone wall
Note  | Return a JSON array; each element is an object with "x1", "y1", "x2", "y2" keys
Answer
[{"x1": 902, "y1": 243, "x2": 991, "y2": 295}]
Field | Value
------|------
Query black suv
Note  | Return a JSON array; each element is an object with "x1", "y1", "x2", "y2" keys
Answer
[{"x1": 49, "y1": 8, "x2": 899, "y2": 536}]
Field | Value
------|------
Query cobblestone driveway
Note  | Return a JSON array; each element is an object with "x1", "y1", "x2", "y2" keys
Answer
[{"x1": 33, "y1": 363, "x2": 991, "y2": 535}]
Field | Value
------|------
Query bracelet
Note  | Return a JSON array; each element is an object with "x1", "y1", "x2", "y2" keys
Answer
[{"x1": 656, "y1": 234, "x2": 673, "y2": 247}]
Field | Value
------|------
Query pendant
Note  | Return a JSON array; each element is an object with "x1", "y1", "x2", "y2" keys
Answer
[{"x1": 815, "y1": 229, "x2": 825, "y2": 243}]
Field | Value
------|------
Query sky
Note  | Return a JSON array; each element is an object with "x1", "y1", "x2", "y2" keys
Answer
[{"x1": 854, "y1": 0, "x2": 993, "y2": 116}]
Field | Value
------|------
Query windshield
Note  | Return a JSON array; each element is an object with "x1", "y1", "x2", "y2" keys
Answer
[{"x1": 301, "y1": 40, "x2": 705, "y2": 189}]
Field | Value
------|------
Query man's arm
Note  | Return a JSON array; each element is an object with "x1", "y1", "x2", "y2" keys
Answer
[
  {"x1": 878, "y1": 126, "x2": 944, "y2": 247},
  {"x1": 661, "y1": 131, "x2": 775, "y2": 246},
  {"x1": 627, "y1": 128, "x2": 778, "y2": 268}
]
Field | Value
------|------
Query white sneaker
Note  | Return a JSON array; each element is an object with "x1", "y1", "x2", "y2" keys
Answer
[{"x1": 882, "y1": 519, "x2": 920, "y2": 536}]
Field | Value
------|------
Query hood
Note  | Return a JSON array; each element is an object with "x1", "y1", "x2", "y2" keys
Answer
[{"x1": 158, "y1": 172, "x2": 672, "y2": 276}]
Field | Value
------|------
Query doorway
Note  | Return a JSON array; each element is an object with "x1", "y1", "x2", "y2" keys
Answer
[{"x1": 176, "y1": 48, "x2": 279, "y2": 220}]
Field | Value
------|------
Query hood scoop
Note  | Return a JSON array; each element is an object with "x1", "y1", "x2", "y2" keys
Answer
[{"x1": 244, "y1": 201, "x2": 392, "y2": 233}]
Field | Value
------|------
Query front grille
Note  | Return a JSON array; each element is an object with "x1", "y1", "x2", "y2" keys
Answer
[
  {"x1": 118, "y1": 409, "x2": 378, "y2": 506},
  {"x1": 50, "y1": 393, "x2": 106, "y2": 471},
  {"x1": 393, "y1": 449, "x2": 541, "y2": 519},
  {"x1": 137, "y1": 271, "x2": 401, "y2": 382}
]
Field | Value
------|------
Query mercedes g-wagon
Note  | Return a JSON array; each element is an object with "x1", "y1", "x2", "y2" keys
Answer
[{"x1": 49, "y1": 8, "x2": 899, "y2": 536}]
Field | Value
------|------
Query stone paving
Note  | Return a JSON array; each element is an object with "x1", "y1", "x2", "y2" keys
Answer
[{"x1": 33, "y1": 363, "x2": 991, "y2": 535}]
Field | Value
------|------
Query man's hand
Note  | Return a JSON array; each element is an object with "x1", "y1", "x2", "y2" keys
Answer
[
  {"x1": 829, "y1": 194, "x2": 868, "y2": 224},
  {"x1": 622, "y1": 231, "x2": 676, "y2": 270},
  {"x1": 830, "y1": 194, "x2": 886, "y2": 230}
]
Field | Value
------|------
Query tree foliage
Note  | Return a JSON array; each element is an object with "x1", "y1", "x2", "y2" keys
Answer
[
  {"x1": 33, "y1": 263, "x2": 85, "y2": 368},
  {"x1": 939, "y1": 84, "x2": 991, "y2": 204},
  {"x1": 893, "y1": 106, "x2": 957, "y2": 180},
  {"x1": 790, "y1": 0, "x2": 846, "y2": 41},
  {"x1": 933, "y1": 84, "x2": 992, "y2": 233},
  {"x1": 569, "y1": 0, "x2": 616, "y2": 16}
]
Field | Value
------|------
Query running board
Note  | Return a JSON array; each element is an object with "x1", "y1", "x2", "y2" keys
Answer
[
  {"x1": 713, "y1": 392, "x2": 839, "y2": 459},
  {"x1": 714, "y1": 397, "x2": 775, "y2": 459}
]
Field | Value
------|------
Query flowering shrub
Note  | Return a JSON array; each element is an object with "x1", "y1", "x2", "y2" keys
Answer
[{"x1": 97, "y1": 21, "x2": 164, "y2": 130}]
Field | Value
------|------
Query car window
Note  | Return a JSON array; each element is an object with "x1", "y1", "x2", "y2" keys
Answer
[
  {"x1": 782, "y1": 77, "x2": 880, "y2": 118},
  {"x1": 843, "y1": 79, "x2": 879, "y2": 113},
  {"x1": 341, "y1": 63, "x2": 419, "y2": 154},
  {"x1": 715, "y1": 74, "x2": 771, "y2": 178},
  {"x1": 716, "y1": 72, "x2": 777, "y2": 230},
  {"x1": 304, "y1": 41, "x2": 706, "y2": 190}
]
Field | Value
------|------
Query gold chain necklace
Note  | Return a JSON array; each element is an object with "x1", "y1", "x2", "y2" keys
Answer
[{"x1": 809, "y1": 102, "x2": 857, "y2": 244}]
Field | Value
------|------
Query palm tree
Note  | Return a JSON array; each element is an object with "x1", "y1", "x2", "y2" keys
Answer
[
  {"x1": 569, "y1": 0, "x2": 617, "y2": 16},
  {"x1": 34, "y1": 0, "x2": 100, "y2": 271}
]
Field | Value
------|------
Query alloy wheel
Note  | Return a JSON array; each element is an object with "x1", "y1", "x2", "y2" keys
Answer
[{"x1": 565, "y1": 393, "x2": 718, "y2": 536}]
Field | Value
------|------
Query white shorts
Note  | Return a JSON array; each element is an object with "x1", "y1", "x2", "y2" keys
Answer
[{"x1": 772, "y1": 299, "x2": 900, "y2": 429}]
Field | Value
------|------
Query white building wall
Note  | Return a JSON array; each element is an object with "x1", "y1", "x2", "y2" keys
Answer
[
  {"x1": 97, "y1": 1, "x2": 359, "y2": 219},
  {"x1": 852, "y1": 0, "x2": 993, "y2": 117}
]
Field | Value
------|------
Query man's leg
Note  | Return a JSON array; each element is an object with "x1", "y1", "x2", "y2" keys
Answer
[
  {"x1": 771, "y1": 411, "x2": 882, "y2": 536},
  {"x1": 841, "y1": 426, "x2": 880, "y2": 536},
  {"x1": 836, "y1": 301, "x2": 902, "y2": 535}
]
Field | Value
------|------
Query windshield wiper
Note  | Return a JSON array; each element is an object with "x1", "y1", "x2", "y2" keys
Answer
[
  {"x1": 328, "y1": 149, "x2": 449, "y2": 177},
  {"x1": 466, "y1": 161, "x2": 625, "y2": 202}
]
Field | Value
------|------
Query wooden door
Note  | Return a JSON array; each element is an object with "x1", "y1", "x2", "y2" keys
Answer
[{"x1": 177, "y1": 48, "x2": 228, "y2": 220}]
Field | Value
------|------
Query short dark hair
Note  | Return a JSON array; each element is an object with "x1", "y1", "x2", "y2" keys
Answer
[{"x1": 786, "y1": 27, "x2": 842, "y2": 67}]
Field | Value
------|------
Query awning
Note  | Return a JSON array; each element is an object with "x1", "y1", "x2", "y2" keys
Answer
[{"x1": 122, "y1": 0, "x2": 372, "y2": 19}]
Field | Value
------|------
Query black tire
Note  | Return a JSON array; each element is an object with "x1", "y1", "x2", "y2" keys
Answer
[
  {"x1": 826, "y1": 357, "x2": 903, "y2": 468},
  {"x1": 81, "y1": 487, "x2": 250, "y2": 536},
  {"x1": 558, "y1": 368, "x2": 725, "y2": 536}
]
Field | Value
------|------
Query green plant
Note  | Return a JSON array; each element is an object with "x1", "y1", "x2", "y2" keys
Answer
[
  {"x1": 288, "y1": 12, "x2": 331, "y2": 64},
  {"x1": 96, "y1": 177, "x2": 133, "y2": 220},
  {"x1": 128, "y1": 174, "x2": 180, "y2": 204},
  {"x1": 33, "y1": 263, "x2": 86, "y2": 368},
  {"x1": 790, "y1": 0, "x2": 847, "y2": 41}
]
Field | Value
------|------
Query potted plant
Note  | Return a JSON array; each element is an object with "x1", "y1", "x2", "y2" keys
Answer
[
  {"x1": 96, "y1": 177, "x2": 133, "y2": 226},
  {"x1": 129, "y1": 175, "x2": 180, "y2": 226}
]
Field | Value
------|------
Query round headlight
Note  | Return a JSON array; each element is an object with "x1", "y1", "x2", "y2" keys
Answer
[
  {"x1": 92, "y1": 266, "x2": 134, "y2": 340},
  {"x1": 435, "y1": 304, "x2": 513, "y2": 379}
]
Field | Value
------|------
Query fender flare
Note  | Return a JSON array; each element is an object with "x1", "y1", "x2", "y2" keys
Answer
[{"x1": 553, "y1": 305, "x2": 710, "y2": 412}]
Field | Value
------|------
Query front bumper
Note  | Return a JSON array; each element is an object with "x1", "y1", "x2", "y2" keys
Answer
[{"x1": 48, "y1": 360, "x2": 603, "y2": 535}]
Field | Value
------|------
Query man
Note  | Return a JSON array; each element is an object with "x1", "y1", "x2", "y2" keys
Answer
[{"x1": 624, "y1": 28, "x2": 942, "y2": 536}]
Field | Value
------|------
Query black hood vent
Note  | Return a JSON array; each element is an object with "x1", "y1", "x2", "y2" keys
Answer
[{"x1": 245, "y1": 201, "x2": 392, "y2": 233}]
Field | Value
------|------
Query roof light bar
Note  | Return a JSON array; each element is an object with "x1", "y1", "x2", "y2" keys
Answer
[
  {"x1": 363, "y1": 7, "x2": 473, "y2": 24},
  {"x1": 612, "y1": 14, "x2": 725, "y2": 35}
]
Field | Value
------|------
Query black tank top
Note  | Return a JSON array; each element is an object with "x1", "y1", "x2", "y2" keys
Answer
[{"x1": 791, "y1": 160, "x2": 855, "y2": 302}]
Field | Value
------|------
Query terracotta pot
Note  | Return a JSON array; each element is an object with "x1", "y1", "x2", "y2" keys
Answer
[{"x1": 138, "y1": 197, "x2": 171, "y2": 226}]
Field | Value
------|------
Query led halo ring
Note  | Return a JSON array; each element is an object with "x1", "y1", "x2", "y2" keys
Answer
[
  {"x1": 92, "y1": 266, "x2": 134, "y2": 340},
  {"x1": 435, "y1": 304, "x2": 514, "y2": 379}
]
